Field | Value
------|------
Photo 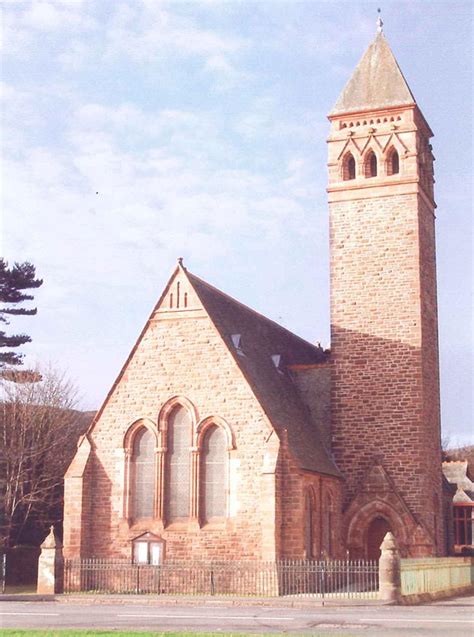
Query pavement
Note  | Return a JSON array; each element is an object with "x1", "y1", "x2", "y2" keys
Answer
[{"x1": 0, "y1": 593, "x2": 473, "y2": 635}]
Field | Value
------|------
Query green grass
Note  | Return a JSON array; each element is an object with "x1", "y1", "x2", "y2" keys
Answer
[
  {"x1": 0, "y1": 632, "x2": 227, "y2": 637},
  {"x1": 0, "y1": 628, "x2": 358, "y2": 637},
  {"x1": 0, "y1": 631, "x2": 356, "y2": 637},
  {"x1": 0, "y1": 632, "x2": 236, "y2": 636}
]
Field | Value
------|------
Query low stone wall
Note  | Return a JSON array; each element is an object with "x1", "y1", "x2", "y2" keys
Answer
[{"x1": 401, "y1": 557, "x2": 474, "y2": 603}]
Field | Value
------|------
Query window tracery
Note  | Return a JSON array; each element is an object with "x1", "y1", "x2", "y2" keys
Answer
[
  {"x1": 131, "y1": 428, "x2": 155, "y2": 519},
  {"x1": 164, "y1": 406, "x2": 192, "y2": 522},
  {"x1": 200, "y1": 425, "x2": 227, "y2": 522}
]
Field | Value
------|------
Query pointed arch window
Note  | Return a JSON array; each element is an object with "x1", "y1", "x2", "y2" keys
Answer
[
  {"x1": 365, "y1": 151, "x2": 377, "y2": 178},
  {"x1": 132, "y1": 428, "x2": 155, "y2": 519},
  {"x1": 164, "y1": 406, "x2": 191, "y2": 522},
  {"x1": 387, "y1": 149, "x2": 400, "y2": 175},
  {"x1": 343, "y1": 153, "x2": 356, "y2": 180},
  {"x1": 200, "y1": 425, "x2": 227, "y2": 522},
  {"x1": 322, "y1": 492, "x2": 333, "y2": 558},
  {"x1": 304, "y1": 489, "x2": 316, "y2": 558}
]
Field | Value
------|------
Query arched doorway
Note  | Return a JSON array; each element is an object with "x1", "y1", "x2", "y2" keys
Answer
[{"x1": 366, "y1": 516, "x2": 391, "y2": 560}]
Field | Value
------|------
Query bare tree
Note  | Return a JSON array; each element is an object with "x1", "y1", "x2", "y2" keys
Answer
[{"x1": 0, "y1": 367, "x2": 87, "y2": 548}]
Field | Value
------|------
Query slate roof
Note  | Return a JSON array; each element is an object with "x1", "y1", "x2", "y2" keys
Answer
[
  {"x1": 187, "y1": 270, "x2": 341, "y2": 478},
  {"x1": 330, "y1": 32, "x2": 415, "y2": 115}
]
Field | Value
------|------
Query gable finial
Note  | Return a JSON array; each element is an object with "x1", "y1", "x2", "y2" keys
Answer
[
  {"x1": 376, "y1": 8, "x2": 384, "y2": 34},
  {"x1": 177, "y1": 257, "x2": 184, "y2": 267}
]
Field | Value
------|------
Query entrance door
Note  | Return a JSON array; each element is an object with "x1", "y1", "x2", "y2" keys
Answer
[{"x1": 366, "y1": 516, "x2": 391, "y2": 560}]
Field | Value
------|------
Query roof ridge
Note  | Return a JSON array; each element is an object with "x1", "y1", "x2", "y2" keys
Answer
[{"x1": 186, "y1": 270, "x2": 324, "y2": 354}]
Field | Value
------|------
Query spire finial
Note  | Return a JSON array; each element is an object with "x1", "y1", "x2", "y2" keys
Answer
[{"x1": 376, "y1": 8, "x2": 384, "y2": 34}]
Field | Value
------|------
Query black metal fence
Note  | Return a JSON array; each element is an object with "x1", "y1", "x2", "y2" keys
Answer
[
  {"x1": 0, "y1": 554, "x2": 6, "y2": 594},
  {"x1": 64, "y1": 558, "x2": 379, "y2": 599}
]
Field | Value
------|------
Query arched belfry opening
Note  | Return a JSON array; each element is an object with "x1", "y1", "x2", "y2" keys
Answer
[
  {"x1": 343, "y1": 153, "x2": 356, "y2": 180},
  {"x1": 366, "y1": 516, "x2": 391, "y2": 560},
  {"x1": 365, "y1": 150, "x2": 377, "y2": 177},
  {"x1": 387, "y1": 148, "x2": 400, "y2": 175}
]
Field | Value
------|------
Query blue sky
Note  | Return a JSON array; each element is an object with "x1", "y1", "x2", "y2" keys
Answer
[{"x1": 1, "y1": 0, "x2": 472, "y2": 445}]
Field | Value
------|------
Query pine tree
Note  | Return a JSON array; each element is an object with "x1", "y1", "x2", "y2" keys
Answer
[{"x1": 0, "y1": 259, "x2": 43, "y2": 368}]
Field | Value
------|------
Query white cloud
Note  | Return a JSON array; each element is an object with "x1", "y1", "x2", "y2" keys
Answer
[
  {"x1": 3, "y1": 91, "x2": 317, "y2": 306},
  {"x1": 104, "y1": 3, "x2": 245, "y2": 63},
  {"x1": 57, "y1": 39, "x2": 92, "y2": 70},
  {"x1": 22, "y1": 0, "x2": 95, "y2": 31},
  {"x1": 1, "y1": 1, "x2": 96, "y2": 62},
  {"x1": 0, "y1": 13, "x2": 33, "y2": 58},
  {"x1": 203, "y1": 54, "x2": 252, "y2": 91}
]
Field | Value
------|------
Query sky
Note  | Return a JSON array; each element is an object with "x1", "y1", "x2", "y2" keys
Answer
[{"x1": 1, "y1": 0, "x2": 473, "y2": 446}]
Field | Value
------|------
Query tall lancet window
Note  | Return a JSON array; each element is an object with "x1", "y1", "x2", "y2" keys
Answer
[
  {"x1": 132, "y1": 428, "x2": 155, "y2": 519},
  {"x1": 200, "y1": 425, "x2": 227, "y2": 522},
  {"x1": 165, "y1": 407, "x2": 191, "y2": 522},
  {"x1": 304, "y1": 490, "x2": 315, "y2": 558}
]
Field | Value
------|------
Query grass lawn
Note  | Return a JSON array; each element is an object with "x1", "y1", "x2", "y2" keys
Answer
[{"x1": 0, "y1": 628, "x2": 356, "y2": 637}]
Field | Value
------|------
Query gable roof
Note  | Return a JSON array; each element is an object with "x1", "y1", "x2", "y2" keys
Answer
[
  {"x1": 330, "y1": 32, "x2": 415, "y2": 116},
  {"x1": 186, "y1": 269, "x2": 341, "y2": 478}
]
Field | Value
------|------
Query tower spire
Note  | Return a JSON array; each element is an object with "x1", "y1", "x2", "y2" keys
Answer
[{"x1": 330, "y1": 28, "x2": 415, "y2": 115}]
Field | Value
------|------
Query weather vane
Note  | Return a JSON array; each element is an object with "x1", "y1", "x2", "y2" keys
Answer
[{"x1": 376, "y1": 8, "x2": 384, "y2": 34}]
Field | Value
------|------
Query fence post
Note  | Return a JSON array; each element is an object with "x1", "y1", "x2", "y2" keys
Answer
[
  {"x1": 37, "y1": 527, "x2": 64, "y2": 594},
  {"x1": 378, "y1": 532, "x2": 401, "y2": 603}
]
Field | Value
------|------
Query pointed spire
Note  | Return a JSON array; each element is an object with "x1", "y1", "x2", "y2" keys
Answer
[{"x1": 330, "y1": 30, "x2": 416, "y2": 116}]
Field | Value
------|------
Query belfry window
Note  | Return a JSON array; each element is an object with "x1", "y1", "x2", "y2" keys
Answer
[
  {"x1": 164, "y1": 407, "x2": 191, "y2": 522},
  {"x1": 200, "y1": 425, "x2": 227, "y2": 522},
  {"x1": 343, "y1": 153, "x2": 356, "y2": 180},
  {"x1": 388, "y1": 149, "x2": 400, "y2": 175},
  {"x1": 365, "y1": 151, "x2": 377, "y2": 178},
  {"x1": 131, "y1": 428, "x2": 155, "y2": 519}
]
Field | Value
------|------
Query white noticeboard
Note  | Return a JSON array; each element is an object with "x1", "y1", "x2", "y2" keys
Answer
[
  {"x1": 150, "y1": 542, "x2": 162, "y2": 565},
  {"x1": 135, "y1": 541, "x2": 148, "y2": 564}
]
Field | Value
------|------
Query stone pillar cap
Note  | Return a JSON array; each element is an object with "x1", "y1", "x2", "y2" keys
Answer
[
  {"x1": 41, "y1": 526, "x2": 62, "y2": 549},
  {"x1": 380, "y1": 531, "x2": 398, "y2": 552}
]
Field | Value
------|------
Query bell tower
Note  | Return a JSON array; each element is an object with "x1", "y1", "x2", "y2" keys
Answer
[{"x1": 327, "y1": 23, "x2": 444, "y2": 556}]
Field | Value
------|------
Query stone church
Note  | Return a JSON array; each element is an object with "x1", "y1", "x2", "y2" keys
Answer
[{"x1": 64, "y1": 27, "x2": 445, "y2": 564}]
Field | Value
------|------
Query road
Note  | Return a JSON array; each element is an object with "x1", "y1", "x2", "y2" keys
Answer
[{"x1": 0, "y1": 595, "x2": 473, "y2": 636}]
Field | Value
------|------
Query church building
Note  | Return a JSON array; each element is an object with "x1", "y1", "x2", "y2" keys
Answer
[{"x1": 63, "y1": 25, "x2": 445, "y2": 563}]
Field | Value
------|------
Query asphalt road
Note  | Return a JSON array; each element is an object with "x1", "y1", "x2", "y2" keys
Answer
[{"x1": 0, "y1": 595, "x2": 473, "y2": 636}]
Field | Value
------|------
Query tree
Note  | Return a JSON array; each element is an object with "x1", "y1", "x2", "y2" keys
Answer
[
  {"x1": 0, "y1": 367, "x2": 90, "y2": 548},
  {"x1": 0, "y1": 259, "x2": 43, "y2": 368}
]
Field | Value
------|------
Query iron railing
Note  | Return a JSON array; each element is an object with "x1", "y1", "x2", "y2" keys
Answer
[
  {"x1": 0, "y1": 553, "x2": 5, "y2": 594},
  {"x1": 64, "y1": 558, "x2": 379, "y2": 599}
]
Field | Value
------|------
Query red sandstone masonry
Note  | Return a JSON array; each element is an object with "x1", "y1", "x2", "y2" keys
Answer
[
  {"x1": 327, "y1": 103, "x2": 444, "y2": 556},
  {"x1": 277, "y1": 440, "x2": 342, "y2": 559},
  {"x1": 63, "y1": 269, "x2": 341, "y2": 562}
]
